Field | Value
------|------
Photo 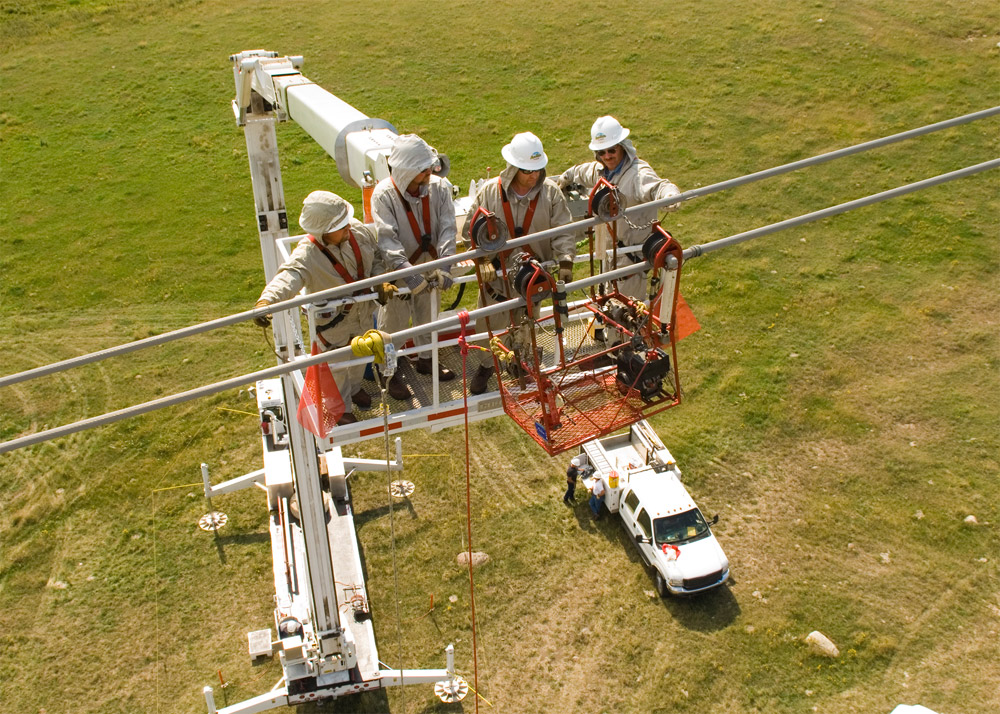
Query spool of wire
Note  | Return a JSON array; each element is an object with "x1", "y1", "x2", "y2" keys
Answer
[
  {"x1": 469, "y1": 211, "x2": 509, "y2": 252},
  {"x1": 510, "y1": 252, "x2": 551, "y2": 307},
  {"x1": 590, "y1": 183, "x2": 625, "y2": 221}
]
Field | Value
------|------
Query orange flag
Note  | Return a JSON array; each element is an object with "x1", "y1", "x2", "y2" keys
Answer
[
  {"x1": 674, "y1": 293, "x2": 701, "y2": 341},
  {"x1": 297, "y1": 343, "x2": 345, "y2": 439},
  {"x1": 650, "y1": 292, "x2": 701, "y2": 340}
]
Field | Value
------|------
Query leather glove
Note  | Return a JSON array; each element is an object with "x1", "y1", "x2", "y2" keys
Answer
[
  {"x1": 404, "y1": 272, "x2": 428, "y2": 296},
  {"x1": 478, "y1": 262, "x2": 497, "y2": 284},
  {"x1": 433, "y1": 269, "x2": 454, "y2": 290},
  {"x1": 253, "y1": 298, "x2": 272, "y2": 328},
  {"x1": 558, "y1": 260, "x2": 574, "y2": 283},
  {"x1": 375, "y1": 281, "x2": 398, "y2": 306}
]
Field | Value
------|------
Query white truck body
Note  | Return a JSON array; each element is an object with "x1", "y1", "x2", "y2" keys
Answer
[{"x1": 578, "y1": 420, "x2": 730, "y2": 596}]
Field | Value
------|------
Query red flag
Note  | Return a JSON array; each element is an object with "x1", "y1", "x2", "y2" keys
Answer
[
  {"x1": 674, "y1": 293, "x2": 701, "y2": 341},
  {"x1": 297, "y1": 343, "x2": 345, "y2": 439}
]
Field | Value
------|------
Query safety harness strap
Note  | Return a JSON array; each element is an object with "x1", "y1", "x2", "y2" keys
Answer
[
  {"x1": 392, "y1": 181, "x2": 436, "y2": 263},
  {"x1": 309, "y1": 232, "x2": 369, "y2": 348},
  {"x1": 308, "y1": 233, "x2": 366, "y2": 285},
  {"x1": 499, "y1": 178, "x2": 540, "y2": 241}
]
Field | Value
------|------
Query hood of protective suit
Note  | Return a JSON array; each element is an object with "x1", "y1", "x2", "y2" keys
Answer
[
  {"x1": 499, "y1": 163, "x2": 548, "y2": 197},
  {"x1": 299, "y1": 191, "x2": 354, "y2": 236},
  {"x1": 597, "y1": 138, "x2": 637, "y2": 179},
  {"x1": 389, "y1": 134, "x2": 439, "y2": 196}
]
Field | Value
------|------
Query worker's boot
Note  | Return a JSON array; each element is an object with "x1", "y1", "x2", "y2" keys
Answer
[
  {"x1": 386, "y1": 373, "x2": 412, "y2": 400},
  {"x1": 415, "y1": 357, "x2": 455, "y2": 381},
  {"x1": 469, "y1": 365, "x2": 494, "y2": 395},
  {"x1": 351, "y1": 388, "x2": 372, "y2": 409},
  {"x1": 337, "y1": 412, "x2": 358, "y2": 426}
]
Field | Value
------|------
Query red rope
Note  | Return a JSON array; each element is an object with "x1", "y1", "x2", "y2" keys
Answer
[{"x1": 457, "y1": 309, "x2": 480, "y2": 713}]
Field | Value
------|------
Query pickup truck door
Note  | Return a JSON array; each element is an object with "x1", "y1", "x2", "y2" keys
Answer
[{"x1": 634, "y1": 508, "x2": 656, "y2": 566}]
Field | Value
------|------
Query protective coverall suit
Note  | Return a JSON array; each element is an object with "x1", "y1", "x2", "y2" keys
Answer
[
  {"x1": 258, "y1": 219, "x2": 383, "y2": 413},
  {"x1": 558, "y1": 139, "x2": 680, "y2": 301},
  {"x1": 371, "y1": 135, "x2": 457, "y2": 351},
  {"x1": 465, "y1": 164, "x2": 576, "y2": 378}
]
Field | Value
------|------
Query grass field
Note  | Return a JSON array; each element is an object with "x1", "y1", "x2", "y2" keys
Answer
[{"x1": 2, "y1": 1, "x2": 998, "y2": 713}]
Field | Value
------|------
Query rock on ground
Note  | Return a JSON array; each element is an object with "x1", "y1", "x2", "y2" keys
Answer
[
  {"x1": 805, "y1": 630, "x2": 840, "y2": 658},
  {"x1": 456, "y1": 551, "x2": 489, "y2": 567}
]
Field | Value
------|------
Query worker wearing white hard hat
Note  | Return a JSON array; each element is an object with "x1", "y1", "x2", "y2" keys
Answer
[
  {"x1": 558, "y1": 116, "x2": 681, "y2": 302},
  {"x1": 253, "y1": 191, "x2": 397, "y2": 425},
  {"x1": 464, "y1": 131, "x2": 576, "y2": 395},
  {"x1": 371, "y1": 134, "x2": 458, "y2": 398}
]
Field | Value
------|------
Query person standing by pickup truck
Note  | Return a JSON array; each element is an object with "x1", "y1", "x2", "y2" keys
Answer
[
  {"x1": 589, "y1": 475, "x2": 606, "y2": 519},
  {"x1": 564, "y1": 456, "x2": 581, "y2": 505}
]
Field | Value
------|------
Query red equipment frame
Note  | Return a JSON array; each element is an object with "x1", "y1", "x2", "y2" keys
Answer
[{"x1": 468, "y1": 191, "x2": 686, "y2": 455}]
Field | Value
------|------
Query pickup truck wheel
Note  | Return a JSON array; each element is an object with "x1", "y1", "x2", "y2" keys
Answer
[{"x1": 654, "y1": 570, "x2": 669, "y2": 598}]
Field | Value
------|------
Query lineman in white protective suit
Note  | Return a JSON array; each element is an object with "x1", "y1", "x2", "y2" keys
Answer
[
  {"x1": 557, "y1": 116, "x2": 681, "y2": 302},
  {"x1": 371, "y1": 134, "x2": 458, "y2": 399},
  {"x1": 253, "y1": 191, "x2": 397, "y2": 425},
  {"x1": 465, "y1": 132, "x2": 576, "y2": 394}
]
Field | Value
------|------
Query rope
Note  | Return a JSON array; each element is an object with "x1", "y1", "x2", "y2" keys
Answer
[
  {"x1": 350, "y1": 329, "x2": 392, "y2": 363},
  {"x1": 373, "y1": 365, "x2": 406, "y2": 713},
  {"x1": 488, "y1": 336, "x2": 513, "y2": 364},
  {"x1": 457, "y1": 309, "x2": 481, "y2": 714}
]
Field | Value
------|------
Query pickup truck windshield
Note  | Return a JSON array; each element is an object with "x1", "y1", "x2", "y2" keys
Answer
[{"x1": 654, "y1": 509, "x2": 709, "y2": 545}]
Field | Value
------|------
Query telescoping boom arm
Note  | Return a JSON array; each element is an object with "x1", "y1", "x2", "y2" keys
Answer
[{"x1": 231, "y1": 49, "x2": 402, "y2": 189}]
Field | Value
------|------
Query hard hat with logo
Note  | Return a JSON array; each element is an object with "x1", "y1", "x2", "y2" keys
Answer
[
  {"x1": 299, "y1": 191, "x2": 354, "y2": 236},
  {"x1": 589, "y1": 115, "x2": 630, "y2": 151},
  {"x1": 501, "y1": 132, "x2": 549, "y2": 171}
]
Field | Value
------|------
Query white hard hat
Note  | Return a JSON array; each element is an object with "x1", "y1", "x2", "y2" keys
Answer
[
  {"x1": 589, "y1": 115, "x2": 630, "y2": 151},
  {"x1": 299, "y1": 191, "x2": 354, "y2": 236},
  {"x1": 501, "y1": 132, "x2": 548, "y2": 171}
]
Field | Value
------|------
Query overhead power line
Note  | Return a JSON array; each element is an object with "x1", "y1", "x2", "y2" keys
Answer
[
  {"x1": 1, "y1": 106, "x2": 996, "y2": 389},
  {"x1": 2, "y1": 158, "x2": 996, "y2": 455}
]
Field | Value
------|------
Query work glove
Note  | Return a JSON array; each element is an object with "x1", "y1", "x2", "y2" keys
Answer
[
  {"x1": 404, "y1": 272, "x2": 428, "y2": 296},
  {"x1": 478, "y1": 262, "x2": 497, "y2": 284},
  {"x1": 558, "y1": 260, "x2": 574, "y2": 283},
  {"x1": 432, "y1": 269, "x2": 454, "y2": 290},
  {"x1": 375, "y1": 282, "x2": 398, "y2": 306},
  {"x1": 253, "y1": 298, "x2": 272, "y2": 328},
  {"x1": 656, "y1": 184, "x2": 682, "y2": 212}
]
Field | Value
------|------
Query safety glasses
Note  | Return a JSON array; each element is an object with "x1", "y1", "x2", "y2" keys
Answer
[
  {"x1": 596, "y1": 146, "x2": 620, "y2": 156},
  {"x1": 518, "y1": 168, "x2": 541, "y2": 174}
]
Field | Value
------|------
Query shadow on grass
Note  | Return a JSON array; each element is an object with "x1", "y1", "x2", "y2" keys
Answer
[
  {"x1": 300, "y1": 688, "x2": 390, "y2": 712},
  {"x1": 661, "y1": 582, "x2": 740, "y2": 632},
  {"x1": 297, "y1": 682, "x2": 470, "y2": 713},
  {"x1": 207, "y1": 529, "x2": 271, "y2": 564},
  {"x1": 354, "y1": 497, "x2": 419, "y2": 529}
]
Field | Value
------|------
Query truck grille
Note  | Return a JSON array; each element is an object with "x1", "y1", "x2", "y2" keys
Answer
[{"x1": 683, "y1": 571, "x2": 723, "y2": 591}]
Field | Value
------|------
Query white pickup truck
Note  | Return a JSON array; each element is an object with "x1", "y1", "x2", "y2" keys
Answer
[{"x1": 578, "y1": 420, "x2": 730, "y2": 596}]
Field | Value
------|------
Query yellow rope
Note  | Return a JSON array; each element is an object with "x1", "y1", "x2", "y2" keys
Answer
[
  {"x1": 152, "y1": 481, "x2": 203, "y2": 493},
  {"x1": 350, "y1": 329, "x2": 392, "y2": 364},
  {"x1": 488, "y1": 337, "x2": 512, "y2": 363},
  {"x1": 215, "y1": 406, "x2": 257, "y2": 417}
]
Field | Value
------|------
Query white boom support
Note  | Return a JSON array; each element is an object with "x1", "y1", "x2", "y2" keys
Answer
[
  {"x1": 213, "y1": 50, "x2": 469, "y2": 711},
  {"x1": 232, "y1": 49, "x2": 400, "y2": 188}
]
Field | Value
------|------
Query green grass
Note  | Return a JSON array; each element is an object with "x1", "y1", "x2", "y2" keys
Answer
[{"x1": 2, "y1": 0, "x2": 999, "y2": 712}]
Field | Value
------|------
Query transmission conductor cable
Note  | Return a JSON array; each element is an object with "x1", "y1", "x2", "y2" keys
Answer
[
  {"x1": 2, "y1": 158, "x2": 996, "y2": 456},
  {"x1": 1, "y1": 106, "x2": 996, "y2": 389}
]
